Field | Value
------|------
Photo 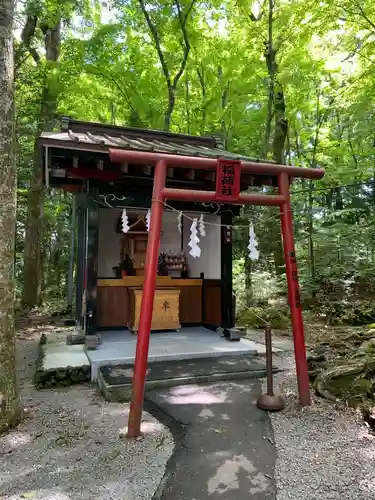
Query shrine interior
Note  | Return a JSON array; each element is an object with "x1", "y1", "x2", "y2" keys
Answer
[{"x1": 95, "y1": 206, "x2": 224, "y2": 332}]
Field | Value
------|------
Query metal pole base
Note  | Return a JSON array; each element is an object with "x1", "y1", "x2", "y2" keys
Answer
[{"x1": 257, "y1": 393, "x2": 285, "y2": 411}]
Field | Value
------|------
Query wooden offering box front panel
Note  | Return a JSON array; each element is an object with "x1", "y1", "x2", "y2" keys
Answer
[{"x1": 128, "y1": 287, "x2": 181, "y2": 334}]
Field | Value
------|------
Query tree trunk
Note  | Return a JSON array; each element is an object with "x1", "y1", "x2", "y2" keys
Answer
[
  {"x1": 23, "y1": 141, "x2": 43, "y2": 306},
  {"x1": 307, "y1": 180, "x2": 316, "y2": 289},
  {"x1": 197, "y1": 64, "x2": 206, "y2": 134},
  {"x1": 54, "y1": 221, "x2": 62, "y2": 297},
  {"x1": 244, "y1": 255, "x2": 253, "y2": 307},
  {"x1": 334, "y1": 186, "x2": 343, "y2": 210},
  {"x1": 263, "y1": 0, "x2": 276, "y2": 158},
  {"x1": 23, "y1": 21, "x2": 61, "y2": 307},
  {"x1": 185, "y1": 72, "x2": 190, "y2": 134},
  {"x1": 326, "y1": 188, "x2": 333, "y2": 209},
  {"x1": 271, "y1": 84, "x2": 286, "y2": 275},
  {"x1": 272, "y1": 83, "x2": 287, "y2": 164},
  {"x1": 218, "y1": 65, "x2": 230, "y2": 148},
  {"x1": 67, "y1": 196, "x2": 76, "y2": 312},
  {"x1": 0, "y1": 0, "x2": 22, "y2": 432},
  {"x1": 164, "y1": 86, "x2": 175, "y2": 131},
  {"x1": 262, "y1": 0, "x2": 284, "y2": 274},
  {"x1": 305, "y1": 90, "x2": 322, "y2": 294},
  {"x1": 138, "y1": 0, "x2": 193, "y2": 132}
]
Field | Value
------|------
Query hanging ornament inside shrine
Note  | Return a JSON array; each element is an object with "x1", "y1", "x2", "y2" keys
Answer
[
  {"x1": 248, "y1": 223, "x2": 260, "y2": 261},
  {"x1": 121, "y1": 208, "x2": 130, "y2": 233},
  {"x1": 198, "y1": 214, "x2": 206, "y2": 237},
  {"x1": 146, "y1": 209, "x2": 151, "y2": 232},
  {"x1": 177, "y1": 211, "x2": 183, "y2": 234},
  {"x1": 188, "y1": 218, "x2": 201, "y2": 258}
]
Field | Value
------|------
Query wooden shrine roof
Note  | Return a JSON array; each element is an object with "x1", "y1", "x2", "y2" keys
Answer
[
  {"x1": 39, "y1": 118, "x2": 322, "y2": 195},
  {"x1": 40, "y1": 117, "x2": 273, "y2": 163}
]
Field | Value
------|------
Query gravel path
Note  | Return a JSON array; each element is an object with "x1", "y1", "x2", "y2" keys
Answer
[
  {"x1": 267, "y1": 354, "x2": 375, "y2": 500},
  {"x1": 0, "y1": 337, "x2": 174, "y2": 500}
]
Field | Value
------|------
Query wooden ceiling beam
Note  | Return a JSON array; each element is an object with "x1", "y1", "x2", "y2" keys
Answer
[
  {"x1": 61, "y1": 184, "x2": 82, "y2": 192},
  {"x1": 141, "y1": 164, "x2": 152, "y2": 176},
  {"x1": 203, "y1": 172, "x2": 215, "y2": 182},
  {"x1": 184, "y1": 169, "x2": 195, "y2": 180},
  {"x1": 67, "y1": 168, "x2": 121, "y2": 181}
]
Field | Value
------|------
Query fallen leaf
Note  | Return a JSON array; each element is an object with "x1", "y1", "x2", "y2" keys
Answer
[
  {"x1": 21, "y1": 492, "x2": 37, "y2": 499},
  {"x1": 118, "y1": 428, "x2": 127, "y2": 439}
]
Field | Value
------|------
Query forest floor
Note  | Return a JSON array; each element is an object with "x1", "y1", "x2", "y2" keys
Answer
[
  {"x1": 0, "y1": 324, "x2": 174, "y2": 500},
  {"x1": 264, "y1": 356, "x2": 375, "y2": 499},
  {"x1": 246, "y1": 325, "x2": 375, "y2": 499}
]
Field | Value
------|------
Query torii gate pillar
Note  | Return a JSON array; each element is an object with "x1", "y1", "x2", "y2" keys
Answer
[{"x1": 279, "y1": 172, "x2": 311, "y2": 406}]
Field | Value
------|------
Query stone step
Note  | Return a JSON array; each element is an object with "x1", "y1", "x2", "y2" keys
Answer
[{"x1": 97, "y1": 355, "x2": 282, "y2": 402}]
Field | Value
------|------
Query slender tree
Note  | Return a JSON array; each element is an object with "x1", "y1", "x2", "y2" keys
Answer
[
  {"x1": 138, "y1": 0, "x2": 195, "y2": 130},
  {"x1": 0, "y1": 0, "x2": 22, "y2": 432},
  {"x1": 22, "y1": 12, "x2": 61, "y2": 307}
]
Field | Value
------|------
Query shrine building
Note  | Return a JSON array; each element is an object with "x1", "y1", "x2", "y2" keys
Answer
[{"x1": 39, "y1": 117, "x2": 280, "y2": 339}]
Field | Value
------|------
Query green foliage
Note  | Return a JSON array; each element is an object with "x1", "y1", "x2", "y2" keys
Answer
[
  {"x1": 237, "y1": 305, "x2": 289, "y2": 330},
  {"x1": 12, "y1": 0, "x2": 375, "y2": 316},
  {"x1": 233, "y1": 260, "x2": 285, "y2": 308},
  {"x1": 328, "y1": 375, "x2": 374, "y2": 404},
  {"x1": 317, "y1": 300, "x2": 375, "y2": 326}
]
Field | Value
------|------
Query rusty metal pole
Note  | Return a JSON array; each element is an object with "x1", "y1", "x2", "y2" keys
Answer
[
  {"x1": 257, "y1": 326, "x2": 284, "y2": 411},
  {"x1": 265, "y1": 326, "x2": 274, "y2": 396}
]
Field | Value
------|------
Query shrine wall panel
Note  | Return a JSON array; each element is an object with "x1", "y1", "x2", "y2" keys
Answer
[
  {"x1": 203, "y1": 280, "x2": 222, "y2": 326},
  {"x1": 97, "y1": 286, "x2": 130, "y2": 327},
  {"x1": 97, "y1": 208, "x2": 221, "y2": 280},
  {"x1": 98, "y1": 208, "x2": 123, "y2": 277}
]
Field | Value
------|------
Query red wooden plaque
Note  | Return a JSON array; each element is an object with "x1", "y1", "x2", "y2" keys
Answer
[{"x1": 215, "y1": 159, "x2": 242, "y2": 202}]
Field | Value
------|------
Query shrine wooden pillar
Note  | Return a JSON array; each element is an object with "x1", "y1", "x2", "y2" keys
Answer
[
  {"x1": 75, "y1": 193, "x2": 86, "y2": 327},
  {"x1": 86, "y1": 188, "x2": 99, "y2": 334},
  {"x1": 221, "y1": 210, "x2": 234, "y2": 329},
  {"x1": 74, "y1": 186, "x2": 99, "y2": 334}
]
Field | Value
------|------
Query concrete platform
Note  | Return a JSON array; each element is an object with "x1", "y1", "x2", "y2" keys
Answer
[
  {"x1": 37, "y1": 342, "x2": 91, "y2": 388},
  {"x1": 87, "y1": 327, "x2": 275, "y2": 381},
  {"x1": 98, "y1": 355, "x2": 282, "y2": 402},
  {"x1": 38, "y1": 327, "x2": 283, "y2": 387},
  {"x1": 42, "y1": 343, "x2": 90, "y2": 371}
]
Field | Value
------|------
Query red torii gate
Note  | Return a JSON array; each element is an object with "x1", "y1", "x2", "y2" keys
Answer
[{"x1": 109, "y1": 148, "x2": 324, "y2": 438}]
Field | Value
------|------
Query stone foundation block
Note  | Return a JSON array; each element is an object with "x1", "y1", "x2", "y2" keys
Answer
[{"x1": 85, "y1": 335, "x2": 100, "y2": 350}]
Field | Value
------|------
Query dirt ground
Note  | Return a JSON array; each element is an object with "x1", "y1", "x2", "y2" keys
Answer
[{"x1": 0, "y1": 326, "x2": 174, "y2": 500}]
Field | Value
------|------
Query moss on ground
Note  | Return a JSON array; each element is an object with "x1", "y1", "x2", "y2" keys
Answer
[{"x1": 237, "y1": 305, "x2": 289, "y2": 330}]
